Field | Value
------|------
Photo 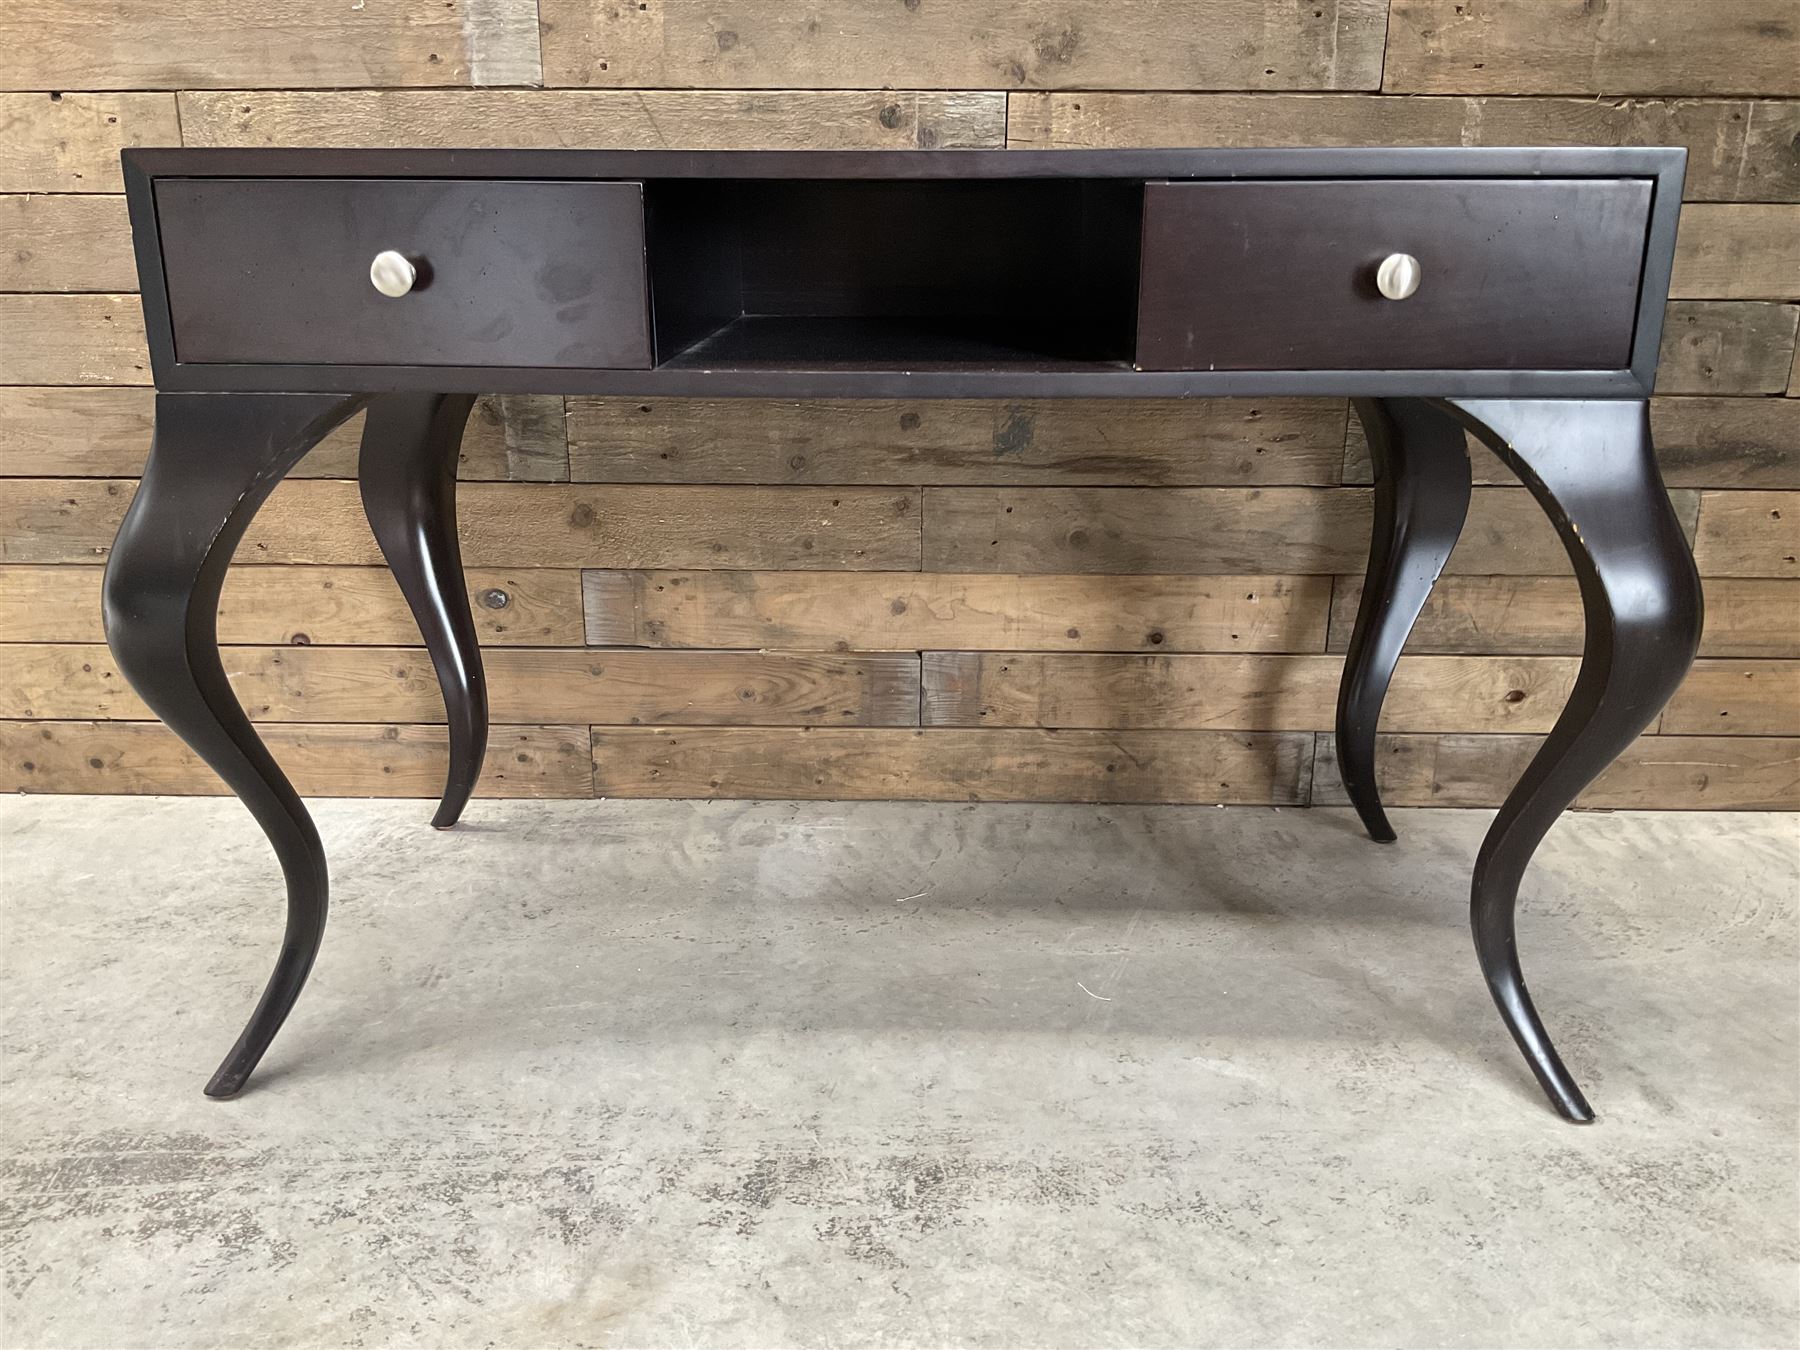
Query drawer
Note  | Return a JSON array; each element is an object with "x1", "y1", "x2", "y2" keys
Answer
[
  {"x1": 155, "y1": 179, "x2": 652, "y2": 369},
  {"x1": 1135, "y1": 179, "x2": 1652, "y2": 372}
]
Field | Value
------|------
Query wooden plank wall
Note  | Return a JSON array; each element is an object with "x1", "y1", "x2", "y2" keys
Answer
[{"x1": 2, "y1": 0, "x2": 1797, "y2": 810}]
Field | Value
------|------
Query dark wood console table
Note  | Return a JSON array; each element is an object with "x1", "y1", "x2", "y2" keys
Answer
[{"x1": 107, "y1": 146, "x2": 1700, "y2": 1121}]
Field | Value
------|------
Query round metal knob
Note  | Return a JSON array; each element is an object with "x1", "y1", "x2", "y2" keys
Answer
[
  {"x1": 1375, "y1": 252, "x2": 1421, "y2": 301},
  {"x1": 369, "y1": 250, "x2": 417, "y2": 298}
]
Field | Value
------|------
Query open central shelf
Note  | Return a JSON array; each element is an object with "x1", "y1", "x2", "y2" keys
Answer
[
  {"x1": 644, "y1": 178, "x2": 1145, "y2": 372},
  {"x1": 657, "y1": 315, "x2": 1133, "y2": 372}
]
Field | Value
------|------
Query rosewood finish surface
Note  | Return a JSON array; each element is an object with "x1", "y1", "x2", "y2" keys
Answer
[
  {"x1": 1135, "y1": 179, "x2": 1652, "y2": 371},
  {"x1": 105, "y1": 146, "x2": 1700, "y2": 1122},
  {"x1": 158, "y1": 179, "x2": 653, "y2": 369}
]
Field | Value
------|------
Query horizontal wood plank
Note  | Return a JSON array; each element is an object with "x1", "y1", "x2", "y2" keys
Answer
[
  {"x1": 0, "y1": 0, "x2": 541, "y2": 92},
  {"x1": 921, "y1": 486, "x2": 1370, "y2": 576},
  {"x1": 1, "y1": 479, "x2": 139, "y2": 563},
  {"x1": 538, "y1": 0, "x2": 1386, "y2": 91},
  {"x1": 1383, "y1": 0, "x2": 1800, "y2": 98},
  {"x1": 1311, "y1": 732, "x2": 1800, "y2": 810},
  {"x1": 0, "y1": 389, "x2": 564, "y2": 480},
  {"x1": 298, "y1": 393, "x2": 571, "y2": 482},
  {"x1": 0, "y1": 93, "x2": 181, "y2": 194},
  {"x1": 178, "y1": 89, "x2": 1007, "y2": 151},
  {"x1": 0, "y1": 644, "x2": 921, "y2": 726},
  {"x1": 566, "y1": 396, "x2": 1348, "y2": 486},
  {"x1": 1328, "y1": 575, "x2": 1800, "y2": 659},
  {"x1": 0, "y1": 296, "x2": 148, "y2": 385},
  {"x1": 1005, "y1": 92, "x2": 1800, "y2": 203},
  {"x1": 0, "y1": 195, "x2": 134, "y2": 292},
  {"x1": 922, "y1": 651, "x2": 1585, "y2": 733},
  {"x1": 0, "y1": 720, "x2": 594, "y2": 797},
  {"x1": 1692, "y1": 491, "x2": 1800, "y2": 578},
  {"x1": 12, "y1": 723, "x2": 1788, "y2": 807},
  {"x1": 920, "y1": 486, "x2": 1700, "y2": 577},
  {"x1": 925, "y1": 651, "x2": 1799, "y2": 738},
  {"x1": 1671, "y1": 205, "x2": 1800, "y2": 300},
  {"x1": 458, "y1": 394, "x2": 571, "y2": 482},
  {"x1": 0, "y1": 565, "x2": 585, "y2": 645},
  {"x1": 1645, "y1": 398, "x2": 1800, "y2": 489},
  {"x1": 0, "y1": 480, "x2": 922, "y2": 568},
  {"x1": 591, "y1": 726, "x2": 1313, "y2": 804},
  {"x1": 1656, "y1": 302, "x2": 1800, "y2": 395},
  {"x1": 1661, "y1": 661, "x2": 1800, "y2": 736},
  {"x1": 584, "y1": 570, "x2": 1333, "y2": 654},
  {"x1": 0, "y1": 389, "x2": 154, "y2": 477},
  {"x1": 1344, "y1": 397, "x2": 1800, "y2": 490}
]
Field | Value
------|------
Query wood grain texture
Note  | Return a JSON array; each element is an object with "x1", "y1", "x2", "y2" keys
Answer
[
  {"x1": 1671, "y1": 206, "x2": 1800, "y2": 301},
  {"x1": 0, "y1": 721, "x2": 594, "y2": 796},
  {"x1": 461, "y1": 395, "x2": 571, "y2": 482},
  {"x1": 0, "y1": 296, "x2": 148, "y2": 385},
  {"x1": 0, "y1": 0, "x2": 542, "y2": 91},
  {"x1": 591, "y1": 726, "x2": 1313, "y2": 803},
  {"x1": 0, "y1": 93, "x2": 180, "y2": 194},
  {"x1": 4, "y1": 5, "x2": 1797, "y2": 812},
  {"x1": 1343, "y1": 397, "x2": 1800, "y2": 490},
  {"x1": 1647, "y1": 398, "x2": 1800, "y2": 489},
  {"x1": 0, "y1": 644, "x2": 922, "y2": 726},
  {"x1": 0, "y1": 389, "x2": 564, "y2": 480},
  {"x1": 567, "y1": 397, "x2": 1349, "y2": 486},
  {"x1": 1383, "y1": 0, "x2": 1800, "y2": 97},
  {"x1": 583, "y1": 570, "x2": 1334, "y2": 653},
  {"x1": 0, "y1": 196, "x2": 135, "y2": 292},
  {"x1": 1656, "y1": 303, "x2": 1800, "y2": 395},
  {"x1": 920, "y1": 486, "x2": 1699, "y2": 576},
  {"x1": 1661, "y1": 661, "x2": 1800, "y2": 737},
  {"x1": 1006, "y1": 93, "x2": 1800, "y2": 203},
  {"x1": 1311, "y1": 733, "x2": 1800, "y2": 810},
  {"x1": 929, "y1": 650, "x2": 1799, "y2": 738},
  {"x1": 1692, "y1": 492, "x2": 1800, "y2": 578},
  {"x1": 922, "y1": 486, "x2": 1371, "y2": 575},
  {"x1": 0, "y1": 565, "x2": 585, "y2": 645},
  {"x1": 538, "y1": 0, "x2": 1387, "y2": 91},
  {"x1": 0, "y1": 389, "x2": 156, "y2": 478},
  {"x1": 178, "y1": 90, "x2": 1007, "y2": 150},
  {"x1": 922, "y1": 651, "x2": 1585, "y2": 733},
  {"x1": 1, "y1": 479, "x2": 922, "y2": 568},
  {"x1": 1327, "y1": 575, "x2": 1800, "y2": 659},
  {"x1": 302, "y1": 393, "x2": 572, "y2": 481}
]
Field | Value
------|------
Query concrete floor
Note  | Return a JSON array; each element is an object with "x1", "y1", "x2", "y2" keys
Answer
[{"x1": 1, "y1": 798, "x2": 1795, "y2": 1349}]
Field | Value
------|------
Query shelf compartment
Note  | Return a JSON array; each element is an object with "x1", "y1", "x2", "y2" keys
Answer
[{"x1": 644, "y1": 178, "x2": 1143, "y2": 371}]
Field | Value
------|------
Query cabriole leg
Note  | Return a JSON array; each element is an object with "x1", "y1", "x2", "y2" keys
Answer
[
  {"x1": 1439, "y1": 398, "x2": 1703, "y2": 1122},
  {"x1": 102, "y1": 391, "x2": 366, "y2": 1098},
  {"x1": 357, "y1": 394, "x2": 485, "y2": 829},
  {"x1": 1336, "y1": 398, "x2": 1473, "y2": 841}
]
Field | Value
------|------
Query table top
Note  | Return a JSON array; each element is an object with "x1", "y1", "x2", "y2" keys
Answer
[
  {"x1": 122, "y1": 143, "x2": 1685, "y2": 401},
  {"x1": 124, "y1": 144, "x2": 1688, "y2": 182}
]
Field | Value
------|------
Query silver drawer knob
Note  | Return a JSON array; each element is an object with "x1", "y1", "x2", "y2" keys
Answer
[
  {"x1": 369, "y1": 250, "x2": 417, "y2": 298},
  {"x1": 1375, "y1": 252, "x2": 1421, "y2": 301}
]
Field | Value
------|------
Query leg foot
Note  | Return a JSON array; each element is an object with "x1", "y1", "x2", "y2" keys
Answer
[
  {"x1": 103, "y1": 392, "x2": 365, "y2": 1097},
  {"x1": 358, "y1": 394, "x2": 485, "y2": 829},
  {"x1": 1336, "y1": 399, "x2": 1473, "y2": 842},
  {"x1": 1441, "y1": 398, "x2": 1703, "y2": 1122}
]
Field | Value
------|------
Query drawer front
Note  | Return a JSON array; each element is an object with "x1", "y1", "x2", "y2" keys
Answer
[
  {"x1": 156, "y1": 179, "x2": 652, "y2": 369},
  {"x1": 1135, "y1": 179, "x2": 1652, "y2": 372}
]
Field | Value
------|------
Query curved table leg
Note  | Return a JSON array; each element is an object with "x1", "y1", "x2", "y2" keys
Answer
[
  {"x1": 1440, "y1": 398, "x2": 1703, "y2": 1122},
  {"x1": 102, "y1": 391, "x2": 366, "y2": 1098},
  {"x1": 357, "y1": 394, "x2": 485, "y2": 829},
  {"x1": 1336, "y1": 398, "x2": 1473, "y2": 842}
]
